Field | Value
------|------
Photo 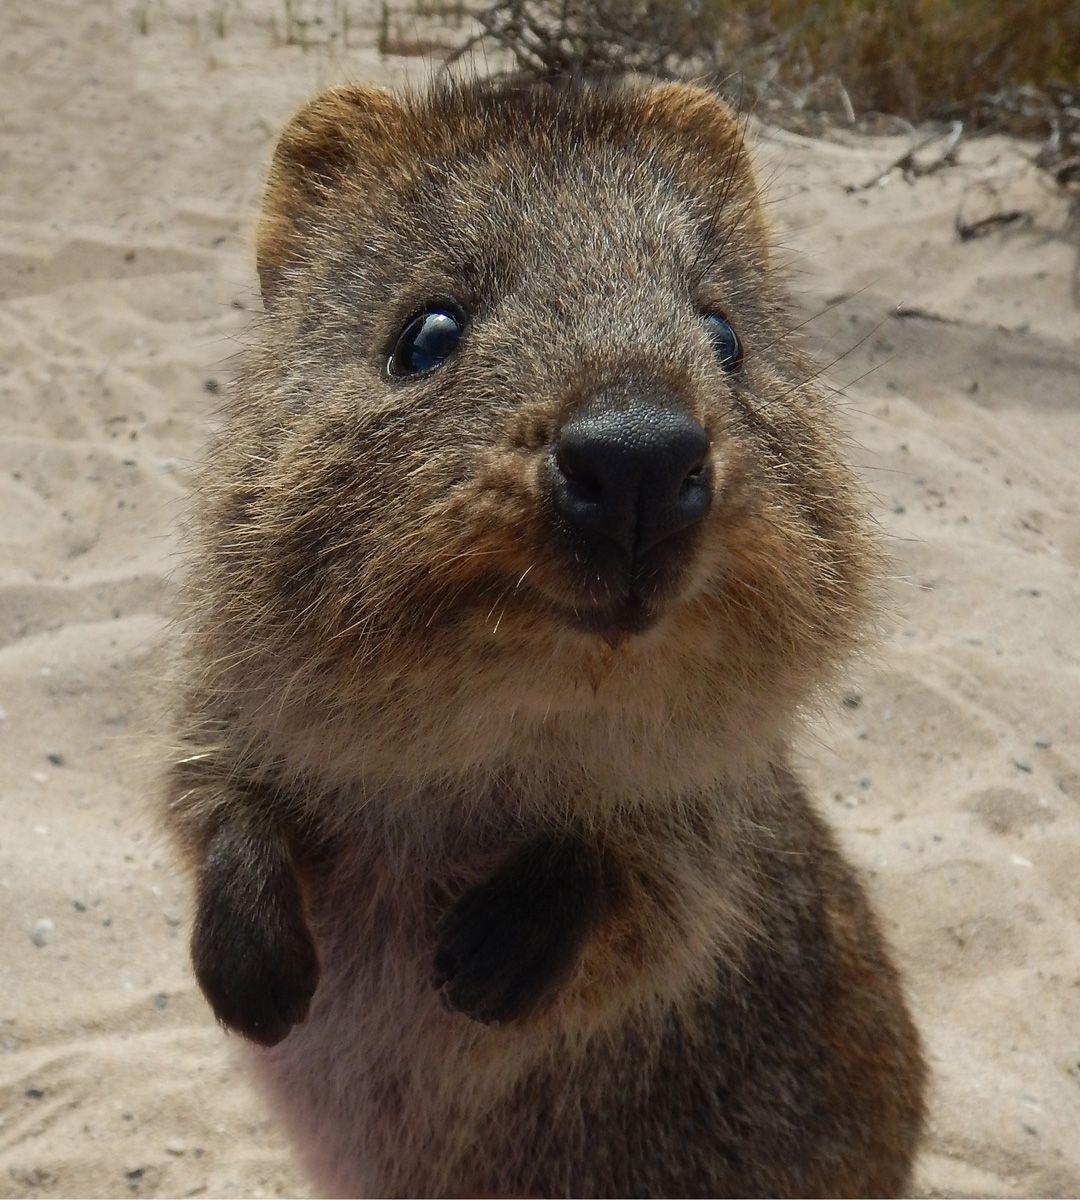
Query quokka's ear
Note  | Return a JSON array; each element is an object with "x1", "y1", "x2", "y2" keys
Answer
[
  {"x1": 255, "y1": 85, "x2": 404, "y2": 304},
  {"x1": 638, "y1": 82, "x2": 765, "y2": 251}
]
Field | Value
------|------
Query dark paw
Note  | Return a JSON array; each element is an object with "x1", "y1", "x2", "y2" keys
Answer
[
  {"x1": 192, "y1": 823, "x2": 320, "y2": 1047},
  {"x1": 433, "y1": 838, "x2": 604, "y2": 1025}
]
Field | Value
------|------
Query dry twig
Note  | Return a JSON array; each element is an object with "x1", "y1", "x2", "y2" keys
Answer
[{"x1": 847, "y1": 120, "x2": 964, "y2": 192}]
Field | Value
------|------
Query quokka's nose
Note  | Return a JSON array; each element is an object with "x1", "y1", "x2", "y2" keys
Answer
[{"x1": 552, "y1": 399, "x2": 711, "y2": 555}]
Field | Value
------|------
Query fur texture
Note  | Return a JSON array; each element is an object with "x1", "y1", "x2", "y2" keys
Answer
[{"x1": 165, "y1": 76, "x2": 925, "y2": 1196}]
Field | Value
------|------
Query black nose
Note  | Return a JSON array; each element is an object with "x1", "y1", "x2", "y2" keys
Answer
[{"x1": 552, "y1": 399, "x2": 711, "y2": 556}]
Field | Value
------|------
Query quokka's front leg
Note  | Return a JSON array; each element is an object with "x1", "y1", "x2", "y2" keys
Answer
[
  {"x1": 189, "y1": 805, "x2": 320, "y2": 1047},
  {"x1": 433, "y1": 836, "x2": 608, "y2": 1025}
]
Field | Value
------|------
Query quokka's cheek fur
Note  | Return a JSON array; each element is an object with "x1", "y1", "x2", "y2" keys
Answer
[{"x1": 163, "y1": 74, "x2": 925, "y2": 1199}]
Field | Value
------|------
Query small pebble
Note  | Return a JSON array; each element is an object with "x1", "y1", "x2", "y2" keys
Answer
[
  {"x1": 30, "y1": 771, "x2": 48, "y2": 784},
  {"x1": 164, "y1": 1139, "x2": 186, "y2": 1157},
  {"x1": 1014, "y1": 759, "x2": 1032, "y2": 773},
  {"x1": 1011, "y1": 854, "x2": 1034, "y2": 868},
  {"x1": 31, "y1": 918, "x2": 54, "y2": 947}
]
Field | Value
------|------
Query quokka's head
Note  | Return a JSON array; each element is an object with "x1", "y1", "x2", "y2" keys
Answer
[{"x1": 195, "y1": 77, "x2": 878, "y2": 790}]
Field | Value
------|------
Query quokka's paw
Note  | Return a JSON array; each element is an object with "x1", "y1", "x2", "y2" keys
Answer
[
  {"x1": 192, "y1": 822, "x2": 320, "y2": 1047},
  {"x1": 433, "y1": 837, "x2": 604, "y2": 1025}
]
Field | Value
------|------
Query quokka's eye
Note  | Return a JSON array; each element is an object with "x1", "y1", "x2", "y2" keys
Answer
[
  {"x1": 702, "y1": 312, "x2": 743, "y2": 372},
  {"x1": 387, "y1": 306, "x2": 465, "y2": 377}
]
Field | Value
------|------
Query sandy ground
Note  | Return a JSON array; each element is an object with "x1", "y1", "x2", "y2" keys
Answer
[{"x1": 1, "y1": 1, "x2": 1078, "y2": 1196}]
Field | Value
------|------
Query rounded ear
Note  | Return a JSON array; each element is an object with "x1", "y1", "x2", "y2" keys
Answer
[
  {"x1": 256, "y1": 85, "x2": 403, "y2": 304},
  {"x1": 639, "y1": 82, "x2": 748, "y2": 170},
  {"x1": 638, "y1": 83, "x2": 766, "y2": 257}
]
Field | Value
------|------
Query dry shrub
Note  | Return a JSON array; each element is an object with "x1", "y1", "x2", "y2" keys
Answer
[
  {"x1": 750, "y1": 0, "x2": 1080, "y2": 122},
  {"x1": 446, "y1": 0, "x2": 725, "y2": 77},
  {"x1": 453, "y1": 0, "x2": 1079, "y2": 125}
]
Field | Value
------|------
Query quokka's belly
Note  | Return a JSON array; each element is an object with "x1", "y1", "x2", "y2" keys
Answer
[{"x1": 247, "y1": 887, "x2": 923, "y2": 1199}]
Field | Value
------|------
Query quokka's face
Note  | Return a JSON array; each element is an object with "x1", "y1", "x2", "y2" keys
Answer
[{"x1": 210, "y1": 80, "x2": 875, "y2": 743}]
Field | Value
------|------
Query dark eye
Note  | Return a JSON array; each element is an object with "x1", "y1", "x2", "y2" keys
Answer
[
  {"x1": 702, "y1": 312, "x2": 743, "y2": 372},
  {"x1": 387, "y1": 306, "x2": 464, "y2": 378}
]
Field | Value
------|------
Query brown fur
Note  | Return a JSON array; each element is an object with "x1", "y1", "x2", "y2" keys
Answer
[{"x1": 164, "y1": 75, "x2": 925, "y2": 1196}]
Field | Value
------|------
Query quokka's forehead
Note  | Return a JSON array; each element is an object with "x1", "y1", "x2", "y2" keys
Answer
[
  {"x1": 389, "y1": 150, "x2": 702, "y2": 264},
  {"x1": 256, "y1": 77, "x2": 765, "y2": 306},
  {"x1": 390, "y1": 78, "x2": 755, "y2": 202},
  {"x1": 407, "y1": 76, "x2": 679, "y2": 150}
]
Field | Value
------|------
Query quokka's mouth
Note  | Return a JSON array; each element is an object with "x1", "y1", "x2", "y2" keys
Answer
[
  {"x1": 492, "y1": 549, "x2": 700, "y2": 648},
  {"x1": 556, "y1": 591, "x2": 663, "y2": 642}
]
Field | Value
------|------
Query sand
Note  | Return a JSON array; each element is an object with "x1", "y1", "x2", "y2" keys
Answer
[{"x1": 1, "y1": 1, "x2": 1078, "y2": 1196}]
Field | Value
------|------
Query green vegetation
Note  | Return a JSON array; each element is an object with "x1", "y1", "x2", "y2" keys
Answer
[{"x1": 725, "y1": 0, "x2": 1080, "y2": 122}]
